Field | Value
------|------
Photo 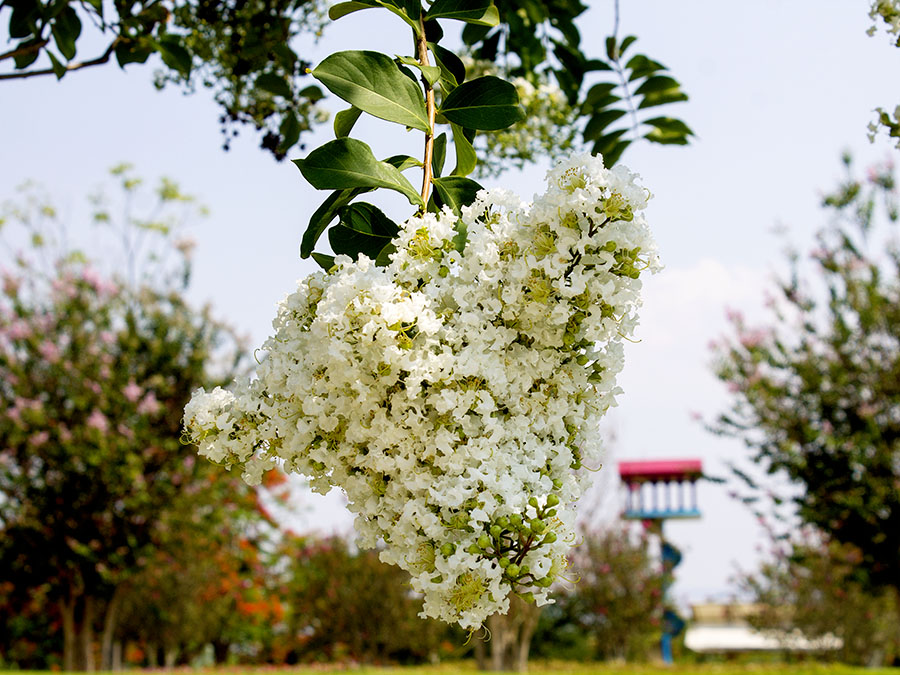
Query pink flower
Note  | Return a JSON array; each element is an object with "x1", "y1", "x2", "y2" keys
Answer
[
  {"x1": 86, "y1": 409, "x2": 110, "y2": 433},
  {"x1": 28, "y1": 431, "x2": 50, "y2": 448},
  {"x1": 123, "y1": 380, "x2": 143, "y2": 403},
  {"x1": 38, "y1": 340, "x2": 61, "y2": 363},
  {"x1": 117, "y1": 423, "x2": 135, "y2": 441},
  {"x1": 137, "y1": 392, "x2": 161, "y2": 416},
  {"x1": 99, "y1": 331, "x2": 116, "y2": 346},
  {"x1": 7, "y1": 320, "x2": 31, "y2": 340}
]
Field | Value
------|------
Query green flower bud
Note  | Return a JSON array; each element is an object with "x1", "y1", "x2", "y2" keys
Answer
[
  {"x1": 546, "y1": 494, "x2": 560, "y2": 507},
  {"x1": 506, "y1": 564, "x2": 520, "y2": 578},
  {"x1": 477, "y1": 534, "x2": 491, "y2": 550},
  {"x1": 530, "y1": 519, "x2": 546, "y2": 534},
  {"x1": 431, "y1": 575, "x2": 443, "y2": 583},
  {"x1": 510, "y1": 513, "x2": 523, "y2": 526},
  {"x1": 467, "y1": 544, "x2": 482, "y2": 555},
  {"x1": 497, "y1": 516, "x2": 510, "y2": 528},
  {"x1": 499, "y1": 557, "x2": 510, "y2": 569},
  {"x1": 440, "y1": 543, "x2": 456, "y2": 557},
  {"x1": 528, "y1": 496, "x2": 539, "y2": 508},
  {"x1": 542, "y1": 532, "x2": 557, "y2": 544},
  {"x1": 552, "y1": 479, "x2": 563, "y2": 490},
  {"x1": 490, "y1": 525, "x2": 502, "y2": 539},
  {"x1": 535, "y1": 576, "x2": 553, "y2": 587},
  {"x1": 545, "y1": 508, "x2": 557, "y2": 518}
]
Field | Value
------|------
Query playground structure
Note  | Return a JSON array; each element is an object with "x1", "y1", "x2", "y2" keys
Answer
[{"x1": 619, "y1": 459, "x2": 703, "y2": 664}]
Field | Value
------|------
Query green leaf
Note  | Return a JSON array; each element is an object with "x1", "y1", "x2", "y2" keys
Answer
[
  {"x1": 277, "y1": 113, "x2": 302, "y2": 155},
  {"x1": 299, "y1": 84, "x2": 325, "y2": 102},
  {"x1": 429, "y1": 42, "x2": 466, "y2": 91},
  {"x1": 583, "y1": 109, "x2": 627, "y2": 142},
  {"x1": 626, "y1": 54, "x2": 665, "y2": 81},
  {"x1": 426, "y1": 0, "x2": 499, "y2": 26},
  {"x1": 384, "y1": 154, "x2": 422, "y2": 171},
  {"x1": 255, "y1": 72, "x2": 292, "y2": 98},
  {"x1": 47, "y1": 51, "x2": 66, "y2": 79},
  {"x1": 439, "y1": 76, "x2": 523, "y2": 130},
  {"x1": 638, "y1": 89, "x2": 689, "y2": 109},
  {"x1": 375, "y1": 242, "x2": 396, "y2": 266},
  {"x1": 13, "y1": 38, "x2": 42, "y2": 69},
  {"x1": 311, "y1": 252, "x2": 336, "y2": 271},
  {"x1": 313, "y1": 51, "x2": 430, "y2": 132},
  {"x1": 432, "y1": 176, "x2": 482, "y2": 215},
  {"x1": 157, "y1": 36, "x2": 192, "y2": 78},
  {"x1": 334, "y1": 106, "x2": 363, "y2": 138},
  {"x1": 644, "y1": 116, "x2": 694, "y2": 145},
  {"x1": 301, "y1": 189, "x2": 362, "y2": 258},
  {"x1": 329, "y1": 0, "x2": 378, "y2": 20},
  {"x1": 329, "y1": 203, "x2": 400, "y2": 260},
  {"x1": 432, "y1": 132, "x2": 447, "y2": 178},
  {"x1": 51, "y1": 6, "x2": 81, "y2": 61},
  {"x1": 452, "y1": 219, "x2": 467, "y2": 254},
  {"x1": 395, "y1": 55, "x2": 441, "y2": 87},
  {"x1": 634, "y1": 75, "x2": 681, "y2": 96},
  {"x1": 294, "y1": 137, "x2": 424, "y2": 207},
  {"x1": 592, "y1": 128, "x2": 628, "y2": 158},
  {"x1": 450, "y1": 123, "x2": 477, "y2": 176}
]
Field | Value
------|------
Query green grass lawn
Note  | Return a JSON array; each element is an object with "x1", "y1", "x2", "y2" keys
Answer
[{"x1": 6, "y1": 662, "x2": 897, "y2": 675}]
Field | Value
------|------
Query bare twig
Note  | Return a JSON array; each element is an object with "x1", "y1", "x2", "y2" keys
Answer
[{"x1": 0, "y1": 38, "x2": 49, "y2": 63}]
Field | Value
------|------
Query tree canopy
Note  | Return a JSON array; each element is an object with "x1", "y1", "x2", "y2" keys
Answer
[
  {"x1": 711, "y1": 157, "x2": 900, "y2": 592},
  {"x1": 0, "y1": 0, "x2": 692, "y2": 164}
]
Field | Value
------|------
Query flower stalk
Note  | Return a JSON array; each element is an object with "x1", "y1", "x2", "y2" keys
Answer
[{"x1": 417, "y1": 16, "x2": 436, "y2": 205}]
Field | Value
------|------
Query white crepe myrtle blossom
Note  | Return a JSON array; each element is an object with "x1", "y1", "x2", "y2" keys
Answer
[{"x1": 184, "y1": 154, "x2": 660, "y2": 629}]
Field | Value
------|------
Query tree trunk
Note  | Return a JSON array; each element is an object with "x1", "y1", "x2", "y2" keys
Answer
[
  {"x1": 101, "y1": 586, "x2": 123, "y2": 670},
  {"x1": 112, "y1": 641, "x2": 123, "y2": 671},
  {"x1": 60, "y1": 589, "x2": 78, "y2": 673},
  {"x1": 164, "y1": 646, "x2": 178, "y2": 669},
  {"x1": 79, "y1": 595, "x2": 96, "y2": 671},
  {"x1": 480, "y1": 596, "x2": 541, "y2": 671}
]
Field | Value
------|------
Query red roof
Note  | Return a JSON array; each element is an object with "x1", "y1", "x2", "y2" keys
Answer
[{"x1": 618, "y1": 459, "x2": 703, "y2": 481}]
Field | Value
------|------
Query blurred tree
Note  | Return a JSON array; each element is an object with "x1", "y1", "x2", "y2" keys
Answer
[
  {"x1": 556, "y1": 524, "x2": 662, "y2": 661},
  {"x1": 711, "y1": 157, "x2": 900, "y2": 593},
  {"x1": 744, "y1": 538, "x2": 900, "y2": 666},
  {"x1": 0, "y1": 167, "x2": 257, "y2": 671},
  {"x1": 0, "y1": 0, "x2": 692, "y2": 165},
  {"x1": 277, "y1": 534, "x2": 451, "y2": 663}
]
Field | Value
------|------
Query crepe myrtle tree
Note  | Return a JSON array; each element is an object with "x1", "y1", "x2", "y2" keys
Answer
[
  {"x1": 0, "y1": 0, "x2": 692, "y2": 165},
  {"x1": 0, "y1": 170, "x2": 258, "y2": 672},
  {"x1": 711, "y1": 156, "x2": 900, "y2": 595},
  {"x1": 184, "y1": 0, "x2": 661, "y2": 670}
]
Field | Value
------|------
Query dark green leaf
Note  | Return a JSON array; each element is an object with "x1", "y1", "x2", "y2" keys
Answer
[
  {"x1": 592, "y1": 128, "x2": 628, "y2": 158},
  {"x1": 51, "y1": 6, "x2": 81, "y2": 61},
  {"x1": 634, "y1": 75, "x2": 681, "y2": 96},
  {"x1": 311, "y1": 252, "x2": 336, "y2": 271},
  {"x1": 638, "y1": 89, "x2": 689, "y2": 109},
  {"x1": 299, "y1": 84, "x2": 325, "y2": 102},
  {"x1": 255, "y1": 72, "x2": 292, "y2": 98},
  {"x1": 426, "y1": 0, "x2": 499, "y2": 26},
  {"x1": 277, "y1": 112, "x2": 302, "y2": 154},
  {"x1": 620, "y1": 36, "x2": 638, "y2": 56},
  {"x1": 47, "y1": 50, "x2": 66, "y2": 79},
  {"x1": 584, "y1": 82, "x2": 617, "y2": 108},
  {"x1": 12, "y1": 38, "x2": 42, "y2": 69},
  {"x1": 583, "y1": 109, "x2": 627, "y2": 142},
  {"x1": 452, "y1": 218, "x2": 467, "y2": 254},
  {"x1": 461, "y1": 22, "x2": 492, "y2": 45},
  {"x1": 312, "y1": 50, "x2": 429, "y2": 132},
  {"x1": 301, "y1": 190, "x2": 361, "y2": 258},
  {"x1": 451, "y1": 123, "x2": 477, "y2": 176},
  {"x1": 329, "y1": 202, "x2": 400, "y2": 260},
  {"x1": 375, "y1": 242, "x2": 397, "y2": 266},
  {"x1": 644, "y1": 116, "x2": 694, "y2": 137},
  {"x1": 157, "y1": 36, "x2": 192, "y2": 77},
  {"x1": 432, "y1": 132, "x2": 447, "y2": 178},
  {"x1": 115, "y1": 39, "x2": 154, "y2": 67},
  {"x1": 439, "y1": 76, "x2": 523, "y2": 130},
  {"x1": 429, "y1": 42, "x2": 466, "y2": 91},
  {"x1": 626, "y1": 54, "x2": 665, "y2": 81},
  {"x1": 432, "y1": 176, "x2": 482, "y2": 215},
  {"x1": 294, "y1": 137, "x2": 424, "y2": 207},
  {"x1": 334, "y1": 106, "x2": 363, "y2": 138}
]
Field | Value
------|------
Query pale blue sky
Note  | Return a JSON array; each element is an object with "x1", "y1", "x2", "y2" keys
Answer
[{"x1": 2, "y1": 1, "x2": 898, "y2": 605}]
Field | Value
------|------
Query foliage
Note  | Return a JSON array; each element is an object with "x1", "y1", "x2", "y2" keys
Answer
[
  {"x1": 1, "y1": 0, "x2": 692, "y2": 166},
  {"x1": 0, "y1": 168, "x2": 255, "y2": 670},
  {"x1": 867, "y1": 1, "x2": 900, "y2": 148},
  {"x1": 0, "y1": 0, "x2": 329, "y2": 159},
  {"x1": 462, "y1": 0, "x2": 693, "y2": 173},
  {"x1": 743, "y1": 539, "x2": 900, "y2": 666},
  {"x1": 277, "y1": 535, "x2": 452, "y2": 663},
  {"x1": 531, "y1": 525, "x2": 662, "y2": 662},
  {"x1": 710, "y1": 157, "x2": 900, "y2": 593}
]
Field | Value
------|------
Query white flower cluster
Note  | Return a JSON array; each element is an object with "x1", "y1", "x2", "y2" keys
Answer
[
  {"x1": 183, "y1": 154, "x2": 659, "y2": 629},
  {"x1": 868, "y1": 0, "x2": 900, "y2": 40}
]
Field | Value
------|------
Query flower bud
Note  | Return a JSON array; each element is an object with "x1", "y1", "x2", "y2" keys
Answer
[
  {"x1": 506, "y1": 564, "x2": 520, "y2": 578},
  {"x1": 546, "y1": 494, "x2": 560, "y2": 507},
  {"x1": 477, "y1": 534, "x2": 491, "y2": 550}
]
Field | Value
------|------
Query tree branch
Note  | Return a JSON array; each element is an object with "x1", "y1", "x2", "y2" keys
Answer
[
  {"x1": 0, "y1": 40, "x2": 119, "y2": 81},
  {"x1": 0, "y1": 38, "x2": 49, "y2": 63},
  {"x1": 416, "y1": 17, "x2": 435, "y2": 206}
]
